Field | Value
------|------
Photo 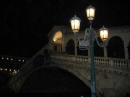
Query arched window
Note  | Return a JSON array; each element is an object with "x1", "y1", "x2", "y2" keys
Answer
[
  {"x1": 66, "y1": 39, "x2": 75, "y2": 55},
  {"x1": 107, "y1": 36, "x2": 125, "y2": 58}
]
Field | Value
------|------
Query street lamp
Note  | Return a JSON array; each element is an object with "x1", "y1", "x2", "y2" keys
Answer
[
  {"x1": 86, "y1": 5, "x2": 95, "y2": 21},
  {"x1": 70, "y1": 15, "x2": 81, "y2": 33},
  {"x1": 70, "y1": 15, "x2": 81, "y2": 56},
  {"x1": 99, "y1": 26, "x2": 109, "y2": 41},
  {"x1": 70, "y1": 5, "x2": 108, "y2": 97}
]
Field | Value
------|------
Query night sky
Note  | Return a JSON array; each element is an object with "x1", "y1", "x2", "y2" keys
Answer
[{"x1": 0, "y1": 0, "x2": 130, "y2": 57}]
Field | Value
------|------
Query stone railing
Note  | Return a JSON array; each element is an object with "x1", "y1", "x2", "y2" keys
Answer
[
  {"x1": 94, "y1": 57, "x2": 130, "y2": 69},
  {"x1": 51, "y1": 54, "x2": 130, "y2": 71}
]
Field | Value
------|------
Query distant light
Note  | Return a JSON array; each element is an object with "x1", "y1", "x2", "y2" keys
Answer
[
  {"x1": 11, "y1": 58, "x2": 13, "y2": 60},
  {"x1": 13, "y1": 69, "x2": 17, "y2": 74},
  {"x1": 18, "y1": 59, "x2": 21, "y2": 62},
  {"x1": 22, "y1": 59, "x2": 25, "y2": 62},
  {"x1": 7, "y1": 57, "x2": 9, "y2": 60},
  {"x1": 1, "y1": 57, "x2": 4, "y2": 60},
  {"x1": 5, "y1": 68, "x2": 7, "y2": 71},
  {"x1": 9, "y1": 69, "x2": 12, "y2": 72},
  {"x1": 0, "y1": 68, "x2": 3, "y2": 71}
]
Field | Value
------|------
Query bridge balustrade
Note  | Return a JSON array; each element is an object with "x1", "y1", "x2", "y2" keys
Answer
[{"x1": 51, "y1": 54, "x2": 130, "y2": 72}]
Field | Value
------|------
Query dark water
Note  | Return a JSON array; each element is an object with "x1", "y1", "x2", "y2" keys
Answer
[
  {"x1": 20, "y1": 67, "x2": 91, "y2": 97},
  {"x1": 12, "y1": 93, "x2": 89, "y2": 97},
  {"x1": 0, "y1": 67, "x2": 91, "y2": 97}
]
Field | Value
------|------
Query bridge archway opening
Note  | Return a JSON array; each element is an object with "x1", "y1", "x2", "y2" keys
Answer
[
  {"x1": 94, "y1": 39, "x2": 104, "y2": 57},
  {"x1": 65, "y1": 39, "x2": 75, "y2": 55},
  {"x1": 107, "y1": 36, "x2": 125, "y2": 58},
  {"x1": 52, "y1": 31, "x2": 63, "y2": 53},
  {"x1": 20, "y1": 67, "x2": 91, "y2": 96}
]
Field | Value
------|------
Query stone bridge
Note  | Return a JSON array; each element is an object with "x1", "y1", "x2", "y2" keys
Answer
[
  {"x1": 8, "y1": 25, "x2": 130, "y2": 97},
  {"x1": 8, "y1": 45, "x2": 130, "y2": 97}
]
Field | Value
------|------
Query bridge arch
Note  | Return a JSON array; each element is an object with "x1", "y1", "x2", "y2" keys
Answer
[
  {"x1": 49, "y1": 30, "x2": 63, "y2": 53},
  {"x1": 94, "y1": 40, "x2": 104, "y2": 57},
  {"x1": 20, "y1": 66, "x2": 91, "y2": 96},
  {"x1": 107, "y1": 36, "x2": 125, "y2": 58},
  {"x1": 65, "y1": 39, "x2": 75, "y2": 55}
]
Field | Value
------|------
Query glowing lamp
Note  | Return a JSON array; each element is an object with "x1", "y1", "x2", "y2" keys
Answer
[
  {"x1": 86, "y1": 5, "x2": 95, "y2": 21},
  {"x1": 70, "y1": 15, "x2": 81, "y2": 33},
  {"x1": 99, "y1": 26, "x2": 108, "y2": 41}
]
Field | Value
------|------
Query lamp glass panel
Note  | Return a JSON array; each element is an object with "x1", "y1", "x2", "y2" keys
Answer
[
  {"x1": 71, "y1": 19, "x2": 80, "y2": 33},
  {"x1": 86, "y1": 8, "x2": 95, "y2": 20},
  {"x1": 100, "y1": 30, "x2": 108, "y2": 41}
]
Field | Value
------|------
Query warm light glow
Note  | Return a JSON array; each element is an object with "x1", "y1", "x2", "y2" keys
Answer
[
  {"x1": 86, "y1": 5, "x2": 95, "y2": 21},
  {"x1": 53, "y1": 39, "x2": 55, "y2": 42},
  {"x1": 1, "y1": 57, "x2": 4, "y2": 60},
  {"x1": 13, "y1": 69, "x2": 17, "y2": 74},
  {"x1": 100, "y1": 26, "x2": 108, "y2": 41},
  {"x1": 71, "y1": 19, "x2": 80, "y2": 33},
  {"x1": 70, "y1": 15, "x2": 81, "y2": 33},
  {"x1": 53, "y1": 31, "x2": 62, "y2": 44},
  {"x1": 7, "y1": 57, "x2": 9, "y2": 60},
  {"x1": 18, "y1": 59, "x2": 21, "y2": 62},
  {"x1": 9, "y1": 69, "x2": 12, "y2": 72},
  {"x1": 0, "y1": 68, "x2": 2, "y2": 71},
  {"x1": 5, "y1": 68, "x2": 7, "y2": 71}
]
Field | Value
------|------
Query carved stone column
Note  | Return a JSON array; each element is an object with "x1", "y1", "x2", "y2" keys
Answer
[
  {"x1": 124, "y1": 41, "x2": 129, "y2": 59},
  {"x1": 104, "y1": 47, "x2": 107, "y2": 58}
]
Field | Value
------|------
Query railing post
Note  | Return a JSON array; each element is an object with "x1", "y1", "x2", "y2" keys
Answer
[{"x1": 110, "y1": 58, "x2": 114, "y2": 67}]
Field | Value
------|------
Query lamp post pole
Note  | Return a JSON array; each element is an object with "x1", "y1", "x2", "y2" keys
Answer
[
  {"x1": 89, "y1": 22, "x2": 96, "y2": 97},
  {"x1": 74, "y1": 33, "x2": 77, "y2": 56}
]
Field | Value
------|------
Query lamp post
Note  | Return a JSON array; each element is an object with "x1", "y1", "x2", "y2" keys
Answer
[
  {"x1": 70, "y1": 15, "x2": 81, "y2": 56},
  {"x1": 70, "y1": 5, "x2": 108, "y2": 97}
]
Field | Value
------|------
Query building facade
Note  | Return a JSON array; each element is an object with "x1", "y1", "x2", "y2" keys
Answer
[{"x1": 48, "y1": 25, "x2": 130, "y2": 59}]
